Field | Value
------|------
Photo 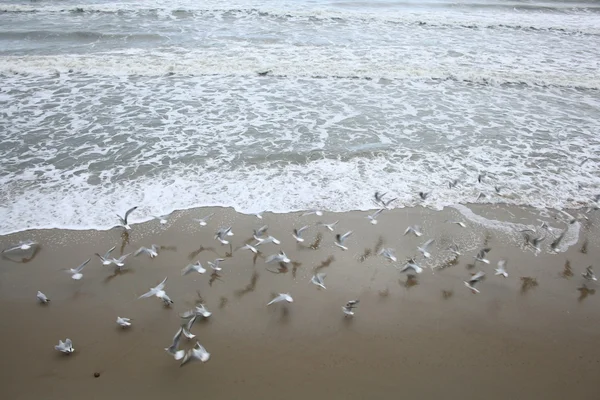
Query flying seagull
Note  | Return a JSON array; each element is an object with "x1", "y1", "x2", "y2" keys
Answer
[
  {"x1": 524, "y1": 234, "x2": 545, "y2": 252},
  {"x1": 64, "y1": 258, "x2": 91, "y2": 280},
  {"x1": 254, "y1": 211, "x2": 264, "y2": 220},
  {"x1": 109, "y1": 253, "x2": 131, "y2": 268},
  {"x1": 165, "y1": 327, "x2": 185, "y2": 360},
  {"x1": 134, "y1": 245, "x2": 159, "y2": 258},
  {"x1": 550, "y1": 230, "x2": 566, "y2": 252},
  {"x1": 253, "y1": 225, "x2": 269, "y2": 237},
  {"x1": 2, "y1": 240, "x2": 38, "y2": 253},
  {"x1": 342, "y1": 300, "x2": 359, "y2": 316},
  {"x1": 238, "y1": 243, "x2": 258, "y2": 254},
  {"x1": 474, "y1": 248, "x2": 491, "y2": 264},
  {"x1": 445, "y1": 220, "x2": 466, "y2": 228},
  {"x1": 464, "y1": 271, "x2": 485, "y2": 293},
  {"x1": 292, "y1": 226, "x2": 309, "y2": 242},
  {"x1": 55, "y1": 338, "x2": 74, "y2": 354},
  {"x1": 182, "y1": 261, "x2": 206, "y2": 275},
  {"x1": 208, "y1": 258, "x2": 225, "y2": 271},
  {"x1": 310, "y1": 273, "x2": 327, "y2": 289},
  {"x1": 95, "y1": 246, "x2": 116, "y2": 265},
  {"x1": 180, "y1": 342, "x2": 211, "y2": 366},
  {"x1": 267, "y1": 293, "x2": 293, "y2": 306},
  {"x1": 195, "y1": 213, "x2": 214, "y2": 226},
  {"x1": 215, "y1": 227, "x2": 233, "y2": 245},
  {"x1": 302, "y1": 210, "x2": 323, "y2": 217},
  {"x1": 404, "y1": 225, "x2": 422, "y2": 237},
  {"x1": 495, "y1": 260, "x2": 508, "y2": 278},
  {"x1": 400, "y1": 258, "x2": 423, "y2": 274},
  {"x1": 448, "y1": 244, "x2": 461, "y2": 256},
  {"x1": 379, "y1": 248, "x2": 397, "y2": 262},
  {"x1": 181, "y1": 304, "x2": 212, "y2": 320},
  {"x1": 319, "y1": 220, "x2": 339, "y2": 232},
  {"x1": 37, "y1": 291, "x2": 50, "y2": 304},
  {"x1": 418, "y1": 239, "x2": 435, "y2": 258},
  {"x1": 116, "y1": 317, "x2": 132, "y2": 328},
  {"x1": 265, "y1": 251, "x2": 290, "y2": 264},
  {"x1": 582, "y1": 266, "x2": 597, "y2": 281},
  {"x1": 253, "y1": 235, "x2": 281, "y2": 246},
  {"x1": 335, "y1": 231, "x2": 353, "y2": 250},
  {"x1": 374, "y1": 191, "x2": 387, "y2": 206},
  {"x1": 367, "y1": 209, "x2": 385, "y2": 225},
  {"x1": 138, "y1": 277, "x2": 173, "y2": 305},
  {"x1": 116, "y1": 206, "x2": 137, "y2": 230}
]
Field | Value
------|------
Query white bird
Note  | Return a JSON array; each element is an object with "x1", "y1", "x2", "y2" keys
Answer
[
  {"x1": 524, "y1": 234, "x2": 545, "y2": 252},
  {"x1": 379, "y1": 248, "x2": 397, "y2": 262},
  {"x1": 180, "y1": 342, "x2": 211, "y2": 366},
  {"x1": 195, "y1": 213, "x2": 214, "y2": 226},
  {"x1": 165, "y1": 327, "x2": 185, "y2": 360},
  {"x1": 464, "y1": 271, "x2": 485, "y2": 293},
  {"x1": 95, "y1": 246, "x2": 116, "y2": 265},
  {"x1": 374, "y1": 191, "x2": 387, "y2": 206},
  {"x1": 109, "y1": 253, "x2": 131, "y2": 268},
  {"x1": 215, "y1": 227, "x2": 233, "y2": 245},
  {"x1": 474, "y1": 248, "x2": 491, "y2": 264},
  {"x1": 65, "y1": 258, "x2": 91, "y2": 280},
  {"x1": 334, "y1": 231, "x2": 353, "y2": 250},
  {"x1": 418, "y1": 239, "x2": 435, "y2": 258},
  {"x1": 310, "y1": 273, "x2": 327, "y2": 289},
  {"x1": 342, "y1": 300, "x2": 359, "y2": 316},
  {"x1": 583, "y1": 266, "x2": 597, "y2": 281},
  {"x1": 266, "y1": 251, "x2": 290, "y2": 264},
  {"x1": 181, "y1": 304, "x2": 212, "y2": 319},
  {"x1": 448, "y1": 244, "x2": 461, "y2": 256},
  {"x1": 254, "y1": 211, "x2": 264, "y2": 219},
  {"x1": 239, "y1": 243, "x2": 258, "y2": 254},
  {"x1": 267, "y1": 293, "x2": 293, "y2": 306},
  {"x1": 302, "y1": 210, "x2": 323, "y2": 217},
  {"x1": 367, "y1": 209, "x2": 384, "y2": 225},
  {"x1": 116, "y1": 317, "x2": 132, "y2": 328},
  {"x1": 153, "y1": 215, "x2": 168, "y2": 225},
  {"x1": 292, "y1": 226, "x2": 309, "y2": 242},
  {"x1": 134, "y1": 245, "x2": 159, "y2": 258},
  {"x1": 37, "y1": 291, "x2": 50, "y2": 303},
  {"x1": 253, "y1": 235, "x2": 281, "y2": 246},
  {"x1": 404, "y1": 225, "x2": 423, "y2": 237},
  {"x1": 208, "y1": 258, "x2": 225, "y2": 271},
  {"x1": 495, "y1": 260, "x2": 508, "y2": 278},
  {"x1": 400, "y1": 259, "x2": 423, "y2": 274},
  {"x1": 116, "y1": 206, "x2": 137, "y2": 230},
  {"x1": 182, "y1": 261, "x2": 206, "y2": 275},
  {"x1": 319, "y1": 220, "x2": 339, "y2": 232},
  {"x1": 253, "y1": 225, "x2": 269, "y2": 237},
  {"x1": 138, "y1": 277, "x2": 173, "y2": 304},
  {"x1": 446, "y1": 220, "x2": 466, "y2": 228},
  {"x1": 182, "y1": 324, "x2": 196, "y2": 339},
  {"x1": 55, "y1": 338, "x2": 74, "y2": 354},
  {"x1": 2, "y1": 240, "x2": 38, "y2": 253}
]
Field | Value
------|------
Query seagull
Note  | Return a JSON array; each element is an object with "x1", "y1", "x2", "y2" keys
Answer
[
  {"x1": 116, "y1": 317, "x2": 132, "y2": 328},
  {"x1": 239, "y1": 243, "x2": 258, "y2": 254},
  {"x1": 474, "y1": 248, "x2": 491, "y2": 264},
  {"x1": 138, "y1": 277, "x2": 173, "y2": 305},
  {"x1": 302, "y1": 210, "x2": 323, "y2": 217},
  {"x1": 419, "y1": 191, "x2": 429, "y2": 200},
  {"x1": 335, "y1": 231, "x2": 353, "y2": 250},
  {"x1": 550, "y1": 230, "x2": 565, "y2": 252},
  {"x1": 109, "y1": 253, "x2": 131, "y2": 268},
  {"x1": 448, "y1": 179, "x2": 459, "y2": 189},
  {"x1": 310, "y1": 273, "x2": 327, "y2": 289},
  {"x1": 379, "y1": 248, "x2": 397, "y2": 262},
  {"x1": 292, "y1": 226, "x2": 309, "y2": 242},
  {"x1": 524, "y1": 234, "x2": 545, "y2": 252},
  {"x1": 582, "y1": 266, "x2": 597, "y2": 281},
  {"x1": 134, "y1": 245, "x2": 159, "y2": 258},
  {"x1": 464, "y1": 271, "x2": 485, "y2": 293},
  {"x1": 153, "y1": 215, "x2": 168, "y2": 224},
  {"x1": 165, "y1": 327, "x2": 185, "y2": 360},
  {"x1": 367, "y1": 209, "x2": 384, "y2": 225},
  {"x1": 208, "y1": 258, "x2": 226, "y2": 271},
  {"x1": 182, "y1": 261, "x2": 206, "y2": 275},
  {"x1": 381, "y1": 198, "x2": 397, "y2": 209},
  {"x1": 418, "y1": 239, "x2": 435, "y2": 258},
  {"x1": 55, "y1": 338, "x2": 74, "y2": 354},
  {"x1": 64, "y1": 258, "x2": 91, "y2": 280},
  {"x1": 180, "y1": 342, "x2": 211, "y2": 366},
  {"x1": 267, "y1": 293, "x2": 293, "y2": 306},
  {"x1": 400, "y1": 259, "x2": 423, "y2": 274},
  {"x1": 254, "y1": 211, "x2": 264, "y2": 219},
  {"x1": 495, "y1": 260, "x2": 508, "y2": 278},
  {"x1": 266, "y1": 251, "x2": 290, "y2": 264},
  {"x1": 253, "y1": 235, "x2": 281, "y2": 246},
  {"x1": 37, "y1": 291, "x2": 50, "y2": 303},
  {"x1": 319, "y1": 220, "x2": 339, "y2": 232},
  {"x1": 215, "y1": 227, "x2": 233, "y2": 245},
  {"x1": 95, "y1": 246, "x2": 116, "y2": 265},
  {"x1": 374, "y1": 191, "x2": 387, "y2": 206},
  {"x1": 195, "y1": 213, "x2": 214, "y2": 226},
  {"x1": 445, "y1": 220, "x2": 466, "y2": 228},
  {"x1": 116, "y1": 206, "x2": 137, "y2": 230},
  {"x1": 2, "y1": 240, "x2": 38, "y2": 253},
  {"x1": 342, "y1": 300, "x2": 359, "y2": 316},
  {"x1": 253, "y1": 225, "x2": 269, "y2": 237},
  {"x1": 404, "y1": 225, "x2": 422, "y2": 237},
  {"x1": 448, "y1": 244, "x2": 461, "y2": 256},
  {"x1": 181, "y1": 304, "x2": 212, "y2": 319}
]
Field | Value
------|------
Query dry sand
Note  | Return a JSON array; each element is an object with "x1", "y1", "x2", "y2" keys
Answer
[{"x1": 0, "y1": 205, "x2": 599, "y2": 400}]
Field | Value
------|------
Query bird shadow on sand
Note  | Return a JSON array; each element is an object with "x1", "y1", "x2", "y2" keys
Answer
[
  {"x1": 577, "y1": 285, "x2": 596, "y2": 303},
  {"x1": 560, "y1": 260, "x2": 573, "y2": 279},
  {"x1": 520, "y1": 277, "x2": 538, "y2": 294},
  {"x1": 209, "y1": 271, "x2": 223, "y2": 286},
  {"x1": 401, "y1": 275, "x2": 419, "y2": 289},
  {"x1": 234, "y1": 271, "x2": 260, "y2": 299},
  {"x1": 314, "y1": 256, "x2": 335, "y2": 273},
  {"x1": 1, "y1": 246, "x2": 41, "y2": 263},
  {"x1": 103, "y1": 268, "x2": 134, "y2": 284},
  {"x1": 187, "y1": 246, "x2": 217, "y2": 261}
]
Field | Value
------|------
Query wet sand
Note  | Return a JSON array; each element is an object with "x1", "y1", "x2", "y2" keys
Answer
[{"x1": 1, "y1": 205, "x2": 599, "y2": 400}]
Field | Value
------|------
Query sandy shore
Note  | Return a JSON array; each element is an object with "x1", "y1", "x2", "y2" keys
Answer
[{"x1": 0, "y1": 205, "x2": 599, "y2": 400}]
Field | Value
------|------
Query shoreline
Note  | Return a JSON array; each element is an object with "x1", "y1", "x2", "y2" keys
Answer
[{"x1": 1, "y1": 204, "x2": 599, "y2": 399}]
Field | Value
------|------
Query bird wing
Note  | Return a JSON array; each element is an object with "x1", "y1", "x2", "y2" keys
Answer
[
  {"x1": 138, "y1": 289, "x2": 157, "y2": 299},
  {"x1": 471, "y1": 271, "x2": 485, "y2": 282},
  {"x1": 341, "y1": 231, "x2": 353, "y2": 240},
  {"x1": 155, "y1": 277, "x2": 168, "y2": 291},
  {"x1": 134, "y1": 247, "x2": 148, "y2": 256},
  {"x1": 181, "y1": 264, "x2": 194, "y2": 276},
  {"x1": 422, "y1": 239, "x2": 435, "y2": 249},
  {"x1": 123, "y1": 206, "x2": 138, "y2": 224},
  {"x1": 117, "y1": 253, "x2": 131, "y2": 262},
  {"x1": 297, "y1": 225, "x2": 309, "y2": 234},
  {"x1": 75, "y1": 258, "x2": 91, "y2": 272},
  {"x1": 267, "y1": 294, "x2": 285, "y2": 305},
  {"x1": 372, "y1": 208, "x2": 384, "y2": 218}
]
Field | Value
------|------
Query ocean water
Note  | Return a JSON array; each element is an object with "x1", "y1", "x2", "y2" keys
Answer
[{"x1": 1, "y1": 0, "x2": 599, "y2": 234}]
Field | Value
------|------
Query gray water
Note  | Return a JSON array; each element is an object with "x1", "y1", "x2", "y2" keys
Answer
[{"x1": 1, "y1": 0, "x2": 599, "y2": 233}]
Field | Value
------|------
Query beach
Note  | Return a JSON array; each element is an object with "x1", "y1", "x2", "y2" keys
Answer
[{"x1": 1, "y1": 205, "x2": 599, "y2": 399}]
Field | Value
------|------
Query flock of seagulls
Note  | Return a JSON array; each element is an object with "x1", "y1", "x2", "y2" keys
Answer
[{"x1": 2, "y1": 186, "x2": 598, "y2": 367}]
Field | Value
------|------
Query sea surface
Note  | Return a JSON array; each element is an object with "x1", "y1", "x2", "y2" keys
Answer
[{"x1": 1, "y1": 0, "x2": 599, "y2": 234}]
